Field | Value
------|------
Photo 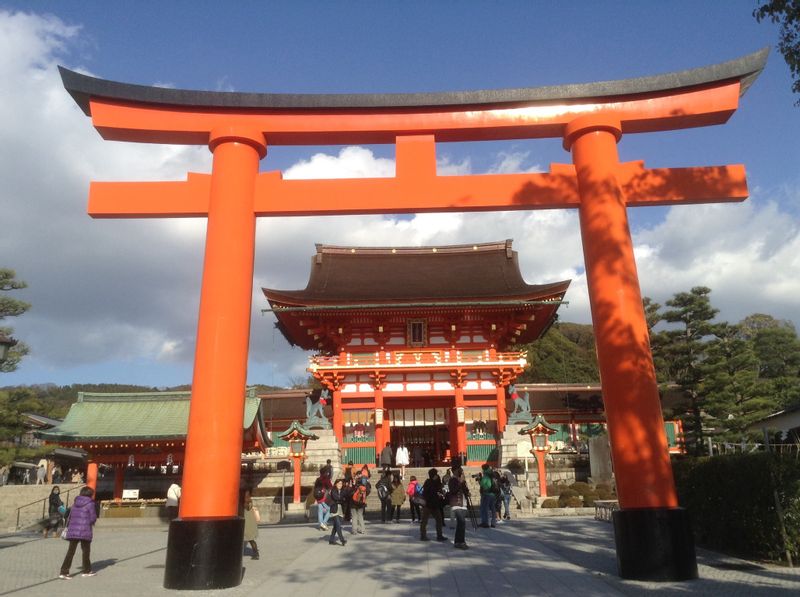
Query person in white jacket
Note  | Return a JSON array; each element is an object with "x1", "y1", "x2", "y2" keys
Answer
[{"x1": 395, "y1": 443, "x2": 410, "y2": 479}]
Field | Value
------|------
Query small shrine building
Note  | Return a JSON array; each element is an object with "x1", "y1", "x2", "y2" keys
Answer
[
  {"x1": 39, "y1": 389, "x2": 268, "y2": 499},
  {"x1": 263, "y1": 240, "x2": 569, "y2": 466}
]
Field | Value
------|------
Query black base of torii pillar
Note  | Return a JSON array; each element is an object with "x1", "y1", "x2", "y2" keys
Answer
[
  {"x1": 163, "y1": 518, "x2": 244, "y2": 590},
  {"x1": 614, "y1": 508, "x2": 698, "y2": 581}
]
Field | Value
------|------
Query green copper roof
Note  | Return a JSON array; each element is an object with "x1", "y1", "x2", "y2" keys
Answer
[
  {"x1": 39, "y1": 388, "x2": 260, "y2": 442},
  {"x1": 277, "y1": 420, "x2": 319, "y2": 441}
]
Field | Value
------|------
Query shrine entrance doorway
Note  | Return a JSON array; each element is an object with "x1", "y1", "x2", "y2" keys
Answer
[{"x1": 387, "y1": 404, "x2": 452, "y2": 466}]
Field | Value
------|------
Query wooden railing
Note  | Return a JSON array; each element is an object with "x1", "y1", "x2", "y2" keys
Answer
[{"x1": 312, "y1": 349, "x2": 525, "y2": 369}]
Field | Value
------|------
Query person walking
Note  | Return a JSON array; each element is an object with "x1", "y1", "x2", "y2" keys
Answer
[
  {"x1": 166, "y1": 483, "x2": 181, "y2": 520},
  {"x1": 395, "y1": 443, "x2": 410, "y2": 479},
  {"x1": 390, "y1": 473, "x2": 405, "y2": 522},
  {"x1": 327, "y1": 478, "x2": 347, "y2": 546},
  {"x1": 448, "y1": 467, "x2": 470, "y2": 549},
  {"x1": 58, "y1": 486, "x2": 98, "y2": 579},
  {"x1": 43, "y1": 486, "x2": 64, "y2": 538},
  {"x1": 419, "y1": 468, "x2": 447, "y2": 542},
  {"x1": 0, "y1": 464, "x2": 9, "y2": 486},
  {"x1": 379, "y1": 442, "x2": 393, "y2": 470},
  {"x1": 36, "y1": 463, "x2": 46, "y2": 485},
  {"x1": 242, "y1": 493, "x2": 260, "y2": 560}
]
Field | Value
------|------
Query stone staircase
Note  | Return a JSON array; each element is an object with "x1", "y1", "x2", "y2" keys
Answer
[
  {"x1": 303, "y1": 429, "x2": 341, "y2": 470},
  {"x1": 0, "y1": 484, "x2": 86, "y2": 532}
]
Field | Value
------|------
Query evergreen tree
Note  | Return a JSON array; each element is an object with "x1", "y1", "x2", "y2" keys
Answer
[
  {"x1": 700, "y1": 323, "x2": 772, "y2": 440},
  {"x1": 519, "y1": 322, "x2": 599, "y2": 383},
  {"x1": 651, "y1": 287, "x2": 720, "y2": 455},
  {"x1": 751, "y1": 323, "x2": 800, "y2": 410},
  {"x1": 0, "y1": 269, "x2": 30, "y2": 373},
  {"x1": 754, "y1": 0, "x2": 800, "y2": 103}
]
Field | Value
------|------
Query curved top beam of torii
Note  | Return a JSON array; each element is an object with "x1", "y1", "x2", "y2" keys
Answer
[
  {"x1": 59, "y1": 50, "x2": 766, "y2": 220},
  {"x1": 59, "y1": 48, "x2": 767, "y2": 147}
]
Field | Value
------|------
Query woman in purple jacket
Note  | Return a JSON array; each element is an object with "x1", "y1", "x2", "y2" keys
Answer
[{"x1": 59, "y1": 486, "x2": 98, "y2": 579}]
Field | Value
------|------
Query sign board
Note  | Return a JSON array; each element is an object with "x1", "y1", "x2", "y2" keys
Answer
[{"x1": 122, "y1": 489, "x2": 139, "y2": 499}]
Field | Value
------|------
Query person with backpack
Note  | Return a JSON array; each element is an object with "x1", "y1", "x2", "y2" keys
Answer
[
  {"x1": 350, "y1": 468, "x2": 370, "y2": 534},
  {"x1": 478, "y1": 464, "x2": 497, "y2": 528},
  {"x1": 492, "y1": 469, "x2": 504, "y2": 522},
  {"x1": 376, "y1": 469, "x2": 392, "y2": 523},
  {"x1": 342, "y1": 477, "x2": 354, "y2": 522},
  {"x1": 419, "y1": 468, "x2": 447, "y2": 542},
  {"x1": 406, "y1": 475, "x2": 421, "y2": 523},
  {"x1": 314, "y1": 474, "x2": 332, "y2": 531}
]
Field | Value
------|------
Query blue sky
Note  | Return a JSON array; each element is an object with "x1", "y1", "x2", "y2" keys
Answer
[{"x1": 1, "y1": 2, "x2": 798, "y2": 388}]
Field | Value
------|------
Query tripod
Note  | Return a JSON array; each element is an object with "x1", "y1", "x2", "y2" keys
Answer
[{"x1": 464, "y1": 493, "x2": 479, "y2": 531}]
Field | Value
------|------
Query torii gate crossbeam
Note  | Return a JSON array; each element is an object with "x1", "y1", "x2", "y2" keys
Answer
[{"x1": 60, "y1": 48, "x2": 767, "y2": 589}]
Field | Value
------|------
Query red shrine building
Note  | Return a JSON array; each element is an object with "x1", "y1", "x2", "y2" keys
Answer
[{"x1": 263, "y1": 240, "x2": 569, "y2": 466}]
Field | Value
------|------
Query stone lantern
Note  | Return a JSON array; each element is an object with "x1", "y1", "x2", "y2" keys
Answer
[
  {"x1": 277, "y1": 421, "x2": 318, "y2": 504},
  {"x1": 519, "y1": 414, "x2": 557, "y2": 498}
]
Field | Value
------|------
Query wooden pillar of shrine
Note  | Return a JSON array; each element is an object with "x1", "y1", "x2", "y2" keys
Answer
[
  {"x1": 373, "y1": 386, "x2": 385, "y2": 459},
  {"x1": 332, "y1": 388, "x2": 343, "y2": 444},
  {"x1": 495, "y1": 385, "x2": 508, "y2": 434},
  {"x1": 113, "y1": 465, "x2": 125, "y2": 500},
  {"x1": 453, "y1": 385, "x2": 466, "y2": 462}
]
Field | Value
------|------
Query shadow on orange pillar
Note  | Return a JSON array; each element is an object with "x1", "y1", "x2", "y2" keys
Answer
[{"x1": 565, "y1": 115, "x2": 696, "y2": 581}]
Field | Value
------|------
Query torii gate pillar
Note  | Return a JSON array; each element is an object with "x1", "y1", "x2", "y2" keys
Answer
[
  {"x1": 164, "y1": 127, "x2": 266, "y2": 589},
  {"x1": 566, "y1": 115, "x2": 695, "y2": 579}
]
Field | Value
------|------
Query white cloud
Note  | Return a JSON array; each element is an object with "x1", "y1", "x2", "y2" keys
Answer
[{"x1": 2, "y1": 10, "x2": 797, "y2": 389}]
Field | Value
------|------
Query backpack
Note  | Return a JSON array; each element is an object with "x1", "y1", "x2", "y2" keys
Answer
[
  {"x1": 491, "y1": 475, "x2": 501, "y2": 494},
  {"x1": 376, "y1": 479, "x2": 389, "y2": 500},
  {"x1": 415, "y1": 482, "x2": 424, "y2": 496},
  {"x1": 313, "y1": 485, "x2": 325, "y2": 501},
  {"x1": 351, "y1": 484, "x2": 367, "y2": 506}
]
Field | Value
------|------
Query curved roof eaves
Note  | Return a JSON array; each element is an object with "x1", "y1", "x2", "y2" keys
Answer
[{"x1": 59, "y1": 48, "x2": 768, "y2": 116}]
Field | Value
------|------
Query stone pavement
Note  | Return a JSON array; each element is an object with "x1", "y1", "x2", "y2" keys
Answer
[{"x1": 1, "y1": 516, "x2": 799, "y2": 596}]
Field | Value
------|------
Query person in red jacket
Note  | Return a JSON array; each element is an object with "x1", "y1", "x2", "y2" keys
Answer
[{"x1": 406, "y1": 475, "x2": 421, "y2": 523}]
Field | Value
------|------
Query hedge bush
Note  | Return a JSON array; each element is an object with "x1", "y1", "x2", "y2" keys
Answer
[
  {"x1": 569, "y1": 481, "x2": 592, "y2": 495},
  {"x1": 673, "y1": 452, "x2": 800, "y2": 562},
  {"x1": 558, "y1": 488, "x2": 580, "y2": 507},
  {"x1": 582, "y1": 492, "x2": 599, "y2": 507},
  {"x1": 541, "y1": 498, "x2": 559, "y2": 508}
]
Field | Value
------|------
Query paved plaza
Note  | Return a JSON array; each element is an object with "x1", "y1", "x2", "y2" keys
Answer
[{"x1": 1, "y1": 516, "x2": 799, "y2": 596}]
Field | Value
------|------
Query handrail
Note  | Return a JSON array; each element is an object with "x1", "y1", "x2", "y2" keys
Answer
[
  {"x1": 312, "y1": 349, "x2": 526, "y2": 369},
  {"x1": 15, "y1": 485, "x2": 86, "y2": 530}
]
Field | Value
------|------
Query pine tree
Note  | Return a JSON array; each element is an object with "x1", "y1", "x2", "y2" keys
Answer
[
  {"x1": 651, "y1": 287, "x2": 720, "y2": 455},
  {"x1": 0, "y1": 269, "x2": 30, "y2": 373}
]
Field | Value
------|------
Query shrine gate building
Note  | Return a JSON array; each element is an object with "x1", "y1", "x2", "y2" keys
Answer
[{"x1": 263, "y1": 239, "x2": 569, "y2": 466}]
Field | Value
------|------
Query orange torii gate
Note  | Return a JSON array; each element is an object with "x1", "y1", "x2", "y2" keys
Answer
[{"x1": 60, "y1": 48, "x2": 766, "y2": 589}]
